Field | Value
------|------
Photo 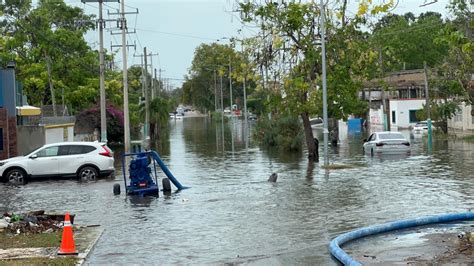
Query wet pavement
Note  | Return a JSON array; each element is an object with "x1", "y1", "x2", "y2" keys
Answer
[{"x1": 1, "y1": 117, "x2": 473, "y2": 264}]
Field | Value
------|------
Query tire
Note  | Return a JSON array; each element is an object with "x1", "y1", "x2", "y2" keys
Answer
[
  {"x1": 5, "y1": 168, "x2": 27, "y2": 185},
  {"x1": 162, "y1": 178, "x2": 172, "y2": 192},
  {"x1": 78, "y1": 166, "x2": 98, "y2": 180},
  {"x1": 113, "y1": 184, "x2": 121, "y2": 195}
]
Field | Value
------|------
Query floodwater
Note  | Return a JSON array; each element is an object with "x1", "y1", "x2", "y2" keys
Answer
[{"x1": 1, "y1": 117, "x2": 473, "y2": 264}]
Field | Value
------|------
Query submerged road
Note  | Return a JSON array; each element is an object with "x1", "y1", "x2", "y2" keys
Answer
[{"x1": 1, "y1": 117, "x2": 473, "y2": 264}]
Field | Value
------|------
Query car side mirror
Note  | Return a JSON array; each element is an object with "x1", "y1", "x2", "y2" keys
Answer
[
  {"x1": 363, "y1": 139, "x2": 367, "y2": 142},
  {"x1": 30, "y1": 154, "x2": 38, "y2": 159}
]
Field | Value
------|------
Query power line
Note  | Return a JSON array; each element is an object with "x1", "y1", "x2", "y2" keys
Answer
[{"x1": 134, "y1": 28, "x2": 220, "y2": 41}]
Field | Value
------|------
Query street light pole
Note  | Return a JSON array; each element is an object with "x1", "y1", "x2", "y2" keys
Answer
[{"x1": 320, "y1": 0, "x2": 329, "y2": 166}]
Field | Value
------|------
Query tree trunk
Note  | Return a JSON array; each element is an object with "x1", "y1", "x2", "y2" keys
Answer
[
  {"x1": 301, "y1": 111, "x2": 318, "y2": 161},
  {"x1": 150, "y1": 122, "x2": 156, "y2": 141}
]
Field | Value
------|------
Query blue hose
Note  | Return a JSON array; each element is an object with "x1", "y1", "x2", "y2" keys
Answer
[{"x1": 329, "y1": 212, "x2": 474, "y2": 266}]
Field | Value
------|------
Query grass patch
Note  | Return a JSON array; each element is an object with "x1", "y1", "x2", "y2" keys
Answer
[
  {"x1": 0, "y1": 257, "x2": 78, "y2": 266},
  {"x1": 0, "y1": 231, "x2": 62, "y2": 249},
  {"x1": 321, "y1": 163, "x2": 365, "y2": 170}
]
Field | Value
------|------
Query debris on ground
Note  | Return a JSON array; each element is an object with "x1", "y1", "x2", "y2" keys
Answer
[{"x1": 0, "y1": 211, "x2": 74, "y2": 235}]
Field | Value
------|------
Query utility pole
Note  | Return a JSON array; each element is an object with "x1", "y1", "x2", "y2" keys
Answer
[
  {"x1": 154, "y1": 68, "x2": 157, "y2": 99},
  {"x1": 229, "y1": 57, "x2": 233, "y2": 112},
  {"x1": 147, "y1": 53, "x2": 159, "y2": 100},
  {"x1": 424, "y1": 61, "x2": 432, "y2": 151},
  {"x1": 143, "y1": 47, "x2": 149, "y2": 142},
  {"x1": 121, "y1": 0, "x2": 130, "y2": 154},
  {"x1": 220, "y1": 73, "x2": 225, "y2": 150},
  {"x1": 379, "y1": 47, "x2": 390, "y2": 131},
  {"x1": 214, "y1": 70, "x2": 218, "y2": 112},
  {"x1": 98, "y1": 1, "x2": 106, "y2": 143},
  {"x1": 81, "y1": 0, "x2": 119, "y2": 143},
  {"x1": 108, "y1": 2, "x2": 137, "y2": 153},
  {"x1": 320, "y1": 0, "x2": 329, "y2": 166}
]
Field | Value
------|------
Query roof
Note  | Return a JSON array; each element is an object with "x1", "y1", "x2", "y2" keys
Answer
[
  {"x1": 16, "y1": 105, "x2": 41, "y2": 116},
  {"x1": 364, "y1": 69, "x2": 425, "y2": 88}
]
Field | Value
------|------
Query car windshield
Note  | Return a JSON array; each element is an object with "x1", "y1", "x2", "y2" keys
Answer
[{"x1": 379, "y1": 133, "x2": 405, "y2": 140}]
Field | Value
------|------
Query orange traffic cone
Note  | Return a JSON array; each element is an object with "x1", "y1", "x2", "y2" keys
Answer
[{"x1": 58, "y1": 212, "x2": 78, "y2": 255}]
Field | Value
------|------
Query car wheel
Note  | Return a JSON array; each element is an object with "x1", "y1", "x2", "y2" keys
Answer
[
  {"x1": 6, "y1": 168, "x2": 27, "y2": 185},
  {"x1": 78, "y1": 166, "x2": 98, "y2": 180}
]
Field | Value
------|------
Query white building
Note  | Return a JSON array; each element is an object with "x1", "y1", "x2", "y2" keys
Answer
[
  {"x1": 448, "y1": 103, "x2": 474, "y2": 134},
  {"x1": 389, "y1": 99, "x2": 426, "y2": 129}
]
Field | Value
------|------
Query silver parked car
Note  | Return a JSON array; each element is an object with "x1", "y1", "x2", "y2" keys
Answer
[
  {"x1": 363, "y1": 132, "x2": 411, "y2": 156},
  {"x1": 0, "y1": 142, "x2": 115, "y2": 185}
]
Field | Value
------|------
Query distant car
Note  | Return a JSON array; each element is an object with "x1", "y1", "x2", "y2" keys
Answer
[
  {"x1": 363, "y1": 131, "x2": 410, "y2": 156},
  {"x1": 309, "y1": 117, "x2": 323, "y2": 129},
  {"x1": 412, "y1": 121, "x2": 436, "y2": 135},
  {"x1": 0, "y1": 142, "x2": 115, "y2": 185}
]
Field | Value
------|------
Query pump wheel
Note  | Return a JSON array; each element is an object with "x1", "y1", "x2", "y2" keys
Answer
[
  {"x1": 113, "y1": 184, "x2": 121, "y2": 195},
  {"x1": 162, "y1": 178, "x2": 171, "y2": 192}
]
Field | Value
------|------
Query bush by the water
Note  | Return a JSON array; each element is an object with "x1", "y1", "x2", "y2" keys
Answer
[
  {"x1": 211, "y1": 111, "x2": 228, "y2": 122},
  {"x1": 254, "y1": 116, "x2": 303, "y2": 151}
]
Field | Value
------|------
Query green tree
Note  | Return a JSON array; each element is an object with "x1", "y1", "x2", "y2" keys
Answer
[
  {"x1": 437, "y1": 0, "x2": 473, "y2": 104},
  {"x1": 181, "y1": 43, "x2": 251, "y2": 113},
  {"x1": 0, "y1": 0, "x2": 97, "y2": 113},
  {"x1": 239, "y1": 1, "x2": 384, "y2": 160},
  {"x1": 372, "y1": 12, "x2": 449, "y2": 71}
]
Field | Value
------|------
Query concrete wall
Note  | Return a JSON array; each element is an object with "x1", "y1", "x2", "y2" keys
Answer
[
  {"x1": 389, "y1": 99, "x2": 425, "y2": 128},
  {"x1": 448, "y1": 103, "x2": 474, "y2": 133},
  {"x1": 45, "y1": 125, "x2": 74, "y2": 144},
  {"x1": 74, "y1": 128, "x2": 99, "y2": 142},
  {"x1": 17, "y1": 126, "x2": 45, "y2": 155}
]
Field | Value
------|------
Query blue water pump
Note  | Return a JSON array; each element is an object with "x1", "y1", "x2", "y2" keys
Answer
[
  {"x1": 120, "y1": 150, "x2": 188, "y2": 196},
  {"x1": 128, "y1": 154, "x2": 157, "y2": 194}
]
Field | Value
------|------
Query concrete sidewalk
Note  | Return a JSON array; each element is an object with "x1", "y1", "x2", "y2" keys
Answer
[{"x1": 0, "y1": 225, "x2": 103, "y2": 265}]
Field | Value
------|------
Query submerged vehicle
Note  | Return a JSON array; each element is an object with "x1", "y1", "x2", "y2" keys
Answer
[{"x1": 363, "y1": 131, "x2": 411, "y2": 156}]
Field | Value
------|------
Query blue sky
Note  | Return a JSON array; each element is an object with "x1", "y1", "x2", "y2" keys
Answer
[{"x1": 68, "y1": 0, "x2": 451, "y2": 88}]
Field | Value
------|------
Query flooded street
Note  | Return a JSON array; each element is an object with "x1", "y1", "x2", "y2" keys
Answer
[{"x1": 1, "y1": 117, "x2": 473, "y2": 264}]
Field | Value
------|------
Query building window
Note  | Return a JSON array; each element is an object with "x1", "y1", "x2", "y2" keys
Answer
[
  {"x1": 392, "y1": 111, "x2": 396, "y2": 124},
  {"x1": 0, "y1": 128, "x2": 3, "y2": 152},
  {"x1": 454, "y1": 110, "x2": 463, "y2": 122},
  {"x1": 409, "y1": 110, "x2": 420, "y2": 123}
]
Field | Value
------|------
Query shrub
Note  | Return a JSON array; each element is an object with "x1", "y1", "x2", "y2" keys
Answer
[{"x1": 254, "y1": 115, "x2": 303, "y2": 152}]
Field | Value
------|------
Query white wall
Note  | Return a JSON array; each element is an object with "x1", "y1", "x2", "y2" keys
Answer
[
  {"x1": 45, "y1": 125, "x2": 75, "y2": 144},
  {"x1": 389, "y1": 99, "x2": 425, "y2": 128},
  {"x1": 448, "y1": 103, "x2": 474, "y2": 133}
]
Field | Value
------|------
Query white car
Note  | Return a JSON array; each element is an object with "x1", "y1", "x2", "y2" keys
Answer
[
  {"x1": 0, "y1": 142, "x2": 115, "y2": 185},
  {"x1": 412, "y1": 121, "x2": 435, "y2": 135},
  {"x1": 363, "y1": 132, "x2": 411, "y2": 156}
]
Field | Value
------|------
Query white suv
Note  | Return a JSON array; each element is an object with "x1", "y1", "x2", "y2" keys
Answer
[{"x1": 0, "y1": 142, "x2": 115, "y2": 185}]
